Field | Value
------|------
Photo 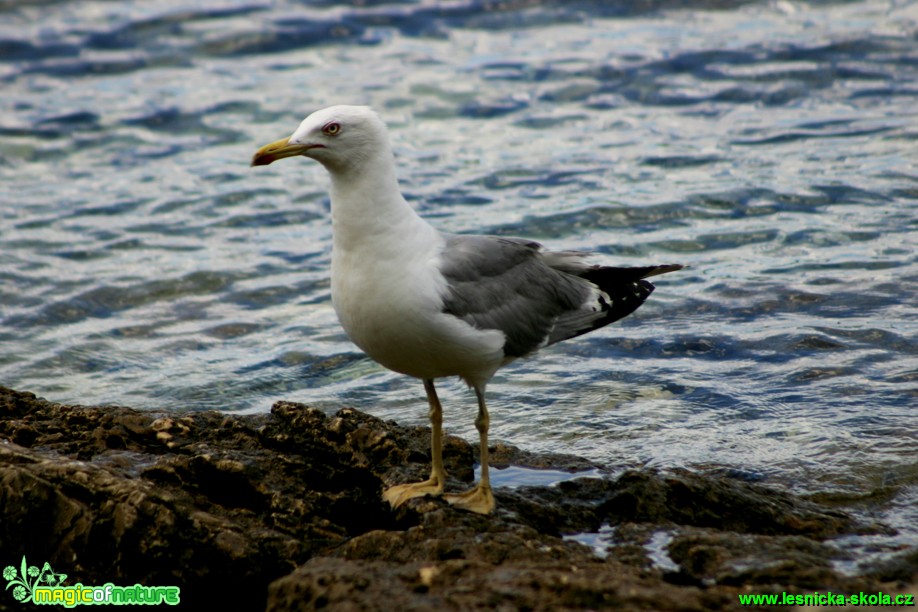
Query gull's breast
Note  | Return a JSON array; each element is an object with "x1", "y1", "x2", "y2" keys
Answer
[{"x1": 330, "y1": 235, "x2": 505, "y2": 384}]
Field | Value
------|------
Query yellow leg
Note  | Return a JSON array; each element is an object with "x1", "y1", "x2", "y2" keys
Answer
[
  {"x1": 443, "y1": 386, "x2": 495, "y2": 515},
  {"x1": 383, "y1": 379, "x2": 447, "y2": 508}
]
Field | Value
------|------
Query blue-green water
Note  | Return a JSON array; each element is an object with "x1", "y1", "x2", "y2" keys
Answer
[{"x1": 1, "y1": 0, "x2": 916, "y2": 569}]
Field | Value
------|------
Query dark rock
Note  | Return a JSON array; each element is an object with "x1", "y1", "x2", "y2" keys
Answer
[
  {"x1": 667, "y1": 529, "x2": 859, "y2": 589},
  {"x1": 601, "y1": 468, "x2": 871, "y2": 538},
  {"x1": 0, "y1": 385, "x2": 903, "y2": 610},
  {"x1": 866, "y1": 546, "x2": 918, "y2": 583},
  {"x1": 486, "y1": 440, "x2": 602, "y2": 472},
  {"x1": 268, "y1": 554, "x2": 718, "y2": 612}
]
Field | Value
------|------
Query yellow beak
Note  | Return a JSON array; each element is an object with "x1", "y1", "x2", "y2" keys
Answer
[{"x1": 251, "y1": 137, "x2": 316, "y2": 167}]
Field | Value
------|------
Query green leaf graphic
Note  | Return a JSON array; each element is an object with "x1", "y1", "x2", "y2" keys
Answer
[{"x1": 8, "y1": 557, "x2": 34, "y2": 603}]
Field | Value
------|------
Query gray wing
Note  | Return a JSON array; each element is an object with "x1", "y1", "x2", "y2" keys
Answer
[{"x1": 438, "y1": 234, "x2": 598, "y2": 358}]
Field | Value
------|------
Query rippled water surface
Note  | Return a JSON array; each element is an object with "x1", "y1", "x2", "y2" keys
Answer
[{"x1": 2, "y1": 0, "x2": 916, "y2": 566}]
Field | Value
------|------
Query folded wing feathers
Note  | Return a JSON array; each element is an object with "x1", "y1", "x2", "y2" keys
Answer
[{"x1": 439, "y1": 234, "x2": 682, "y2": 358}]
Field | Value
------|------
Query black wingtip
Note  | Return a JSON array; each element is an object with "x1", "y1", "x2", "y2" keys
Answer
[
  {"x1": 567, "y1": 263, "x2": 684, "y2": 338},
  {"x1": 580, "y1": 263, "x2": 684, "y2": 286},
  {"x1": 640, "y1": 263, "x2": 685, "y2": 279}
]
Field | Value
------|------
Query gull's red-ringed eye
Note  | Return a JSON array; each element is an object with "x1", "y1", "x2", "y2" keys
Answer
[{"x1": 323, "y1": 122, "x2": 341, "y2": 136}]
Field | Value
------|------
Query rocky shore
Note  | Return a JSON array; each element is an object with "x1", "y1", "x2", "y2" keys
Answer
[{"x1": 1, "y1": 385, "x2": 914, "y2": 610}]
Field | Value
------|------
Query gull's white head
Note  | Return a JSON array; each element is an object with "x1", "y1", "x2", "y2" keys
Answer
[{"x1": 251, "y1": 105, "x2": 390, "y2": 173}]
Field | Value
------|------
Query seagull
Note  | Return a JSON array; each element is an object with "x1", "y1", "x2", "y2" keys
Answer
[{"x1": 252, "y1": 105, "x2": 682, "y2": 515}]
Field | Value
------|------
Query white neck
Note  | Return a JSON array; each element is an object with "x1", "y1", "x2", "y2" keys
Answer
[{"x1": 327, "y1": 153, "x2": 433, "y2": 255}]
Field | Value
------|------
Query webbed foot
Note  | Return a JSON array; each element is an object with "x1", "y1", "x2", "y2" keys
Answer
[
  {"x1": 443, "y1": 483, "x2": 495, "y2": 515},
  {"x1": 382, "y1": 476, "x2": 444, "y2": 508}
]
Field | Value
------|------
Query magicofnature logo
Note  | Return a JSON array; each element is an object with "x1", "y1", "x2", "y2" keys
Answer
[{"x1": 4, "y1": 556, "x2": 180, "y2": 607}]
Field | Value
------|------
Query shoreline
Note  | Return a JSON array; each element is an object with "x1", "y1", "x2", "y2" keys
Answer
[{"x1": 1, "y1": 385, "x2": 914, "y2": 610}]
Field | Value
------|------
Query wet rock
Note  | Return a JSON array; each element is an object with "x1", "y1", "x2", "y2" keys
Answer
[
  {"x1": 0, "y1": 386, "x2": 901, "y2": 610},
  {"x1": 666, "y1": 529, "x2": 860, "y2": 589},
  {"x1": 601, "y1": 468, "x2": 870, "y2": 538},
  {"x1": 486, "y1": 440, "x2": 602, "y2": 472},
  {"x1": 864, "y1": 545, "x2": 918, "y2": 605}
]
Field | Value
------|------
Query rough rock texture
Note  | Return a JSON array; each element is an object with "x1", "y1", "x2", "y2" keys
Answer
[{"x1": 1, "y1": 386, "x2": 914, "y2": 611}]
